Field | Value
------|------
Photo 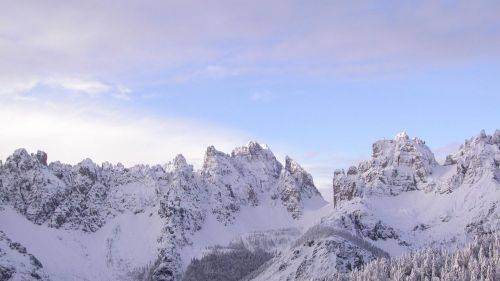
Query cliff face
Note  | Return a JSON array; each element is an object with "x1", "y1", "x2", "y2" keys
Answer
[
  {"x1": 446, "y1": 129, "x2": 500, "y2": 188},
  {"x1": 333, "y1": 132, "x2": 438, "y2": 206}
]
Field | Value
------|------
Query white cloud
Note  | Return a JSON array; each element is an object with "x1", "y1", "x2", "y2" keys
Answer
[
  {"x1": 0, "y1": 77, "x2": 131, "y2": 100},
  {"x1": 44, "y1": 77, "x2": 111, "y2": 95},
  {"x1": 0, "y1": 99, "x2": 248, "y2": 167},
  {"x1": 0, "y1": 79, "x2": 39, "y2": 96}
]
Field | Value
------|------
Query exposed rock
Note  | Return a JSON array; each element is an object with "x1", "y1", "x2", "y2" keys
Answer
[
  {"x1": 447, "y1": 129, "x2": 500, "y2": 188},
  {"x1": 36, "y1": 151, "x2": 48, "y2": 166},
  {"x1": 334, "y1": 132, "x2": 439, "y2": 206},
  {"x1": 278, "y1": 156, "x2": 322, "y2": 218}
]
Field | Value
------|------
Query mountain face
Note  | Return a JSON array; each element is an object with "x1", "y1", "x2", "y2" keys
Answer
[
  {"x1": 333, "y1": 132, "x2": 438, "y2": 206},
  {"x1": 0, "y1": 142, "x2": 326, "y2": 281},
  {"x1": 331, "y1": 130, "x2": 500, "y2": 240},
  {"x1": 333, "y1": 130, "x2": 500, "y2": 206},
  {"x1": 252, "y1": 130, "x2": 499, "y2": 281},
  {"x1": 446, "y1": 129, "x2": 500, "y2": 189},
  {"x1": 1, "y1": 131, "x2": 499, "y2": 281}
]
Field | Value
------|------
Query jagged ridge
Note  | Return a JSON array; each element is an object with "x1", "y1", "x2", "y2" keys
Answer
[
  {"x1": 333, "y1": 130, "x2": 500, "y2": 206},
  {"x1": 0, "y1": 142, "x2": 326, "y2": 280}
]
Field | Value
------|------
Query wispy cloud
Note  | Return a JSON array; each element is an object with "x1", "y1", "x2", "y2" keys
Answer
[
  {"x1": 44, "y1": 77, "x2": 111, "y2": 96},
  {"x1": 1, "y1": 1, "x2": 499, "y2": 87},
  {"x1": 0, "y1": 77, "x2": 131, "y2": 100},
  {"x1": 0, "y1": 79, "x2": 39, "y2": 97}
]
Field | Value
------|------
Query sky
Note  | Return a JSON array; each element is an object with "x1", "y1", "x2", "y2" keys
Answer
[{"x1": 1, "y1": 0, "x2": 500, "y2": 201}]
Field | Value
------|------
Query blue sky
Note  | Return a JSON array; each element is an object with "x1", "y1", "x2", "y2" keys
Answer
[{"x1": 1, "y1": 1, "x2": 499, "y2": 199}]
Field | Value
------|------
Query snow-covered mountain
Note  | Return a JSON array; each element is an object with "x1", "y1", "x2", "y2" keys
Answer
[
  {"x1": 1, "y1": 131, "x2": 499, "y2": 281},
  {"x1": 249, "y1": 130, "x2": 499, "y2": 281},
  {"x1": 0, "y1": 142, "x2": 326, "y2": 280}
]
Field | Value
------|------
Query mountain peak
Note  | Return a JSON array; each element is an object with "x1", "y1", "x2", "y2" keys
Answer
[
  {"x1": 172, "y1": 154, "x2": 187, "y2": 166},
  {"x1": 165, "y1": 154, "x2": 192, "y2": 173},
  {"x1": 77, "y1": 158, "x2": 98, "y2": 169},
  {"x1": 230, "y1": 141, "x2": 274, "y2": 159},
  {"x1": 5, "y1": 148, "x2": 47, "y2": 171},
  {"x1": 447, "y1": 129, "x2": 500, "y2": 186},
  {"x1": 479, "y1": 129, "x2": 487, "y2": 138},
  {"x1": 11, "y1": 148, "x2": 30, "y2": 162},
  {"x1": 334, "y1": 133, "x2": 438, "y2": 206},
  {"x1": 394, "y1": 131, "x2": 409, "y2": 140},
  {"x1": 205, "y1": 145, "x2": 228, "y2": 158},
  {"x1": 232, "y1": 141, "x2": 263, "y2": 156},
  {"x1": 471, "y1": 129, "x2": 500, "y2": 145},
  {"x1": 248, "y1": 140, "x2": 263, "y2": 150},
  {"x1": 35, "y1": 150, "x2": 48, "y2": 166}
]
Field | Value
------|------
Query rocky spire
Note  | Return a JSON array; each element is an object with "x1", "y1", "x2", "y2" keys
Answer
[
  {"x1": 201, "y1": 143, "x2": 324, "y2": 222},
  {"x1": 278, "y1": 156, "x2": 324, "y2": 218},
  {"x1": 334, "y1": 132, "x2": 438, "y2": 207},
  {"x1": 165, "y1": 154, "x2": 192, "y2": 173},
  {"x1": 35, "y1": 150, "x2": 48, "y2": 166},
  {"x1": 447, "y1": 129, "x2": 500, "y2": 187},
  {"x1": 394, "y1": 131, "x2": 409, "y2": 140}
]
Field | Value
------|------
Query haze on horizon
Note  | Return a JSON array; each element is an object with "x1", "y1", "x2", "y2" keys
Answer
[{"x1": 1, "y1": 1, "x2": 500, "y2": 200}]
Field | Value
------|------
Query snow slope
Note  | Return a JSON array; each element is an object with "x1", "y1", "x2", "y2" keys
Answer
[
  {"x1": 0, "y1": 206, "x2": 163, "y2": 281},
  {"x1": 0, "y1": 228, "x2": 50, "y2": 281}
]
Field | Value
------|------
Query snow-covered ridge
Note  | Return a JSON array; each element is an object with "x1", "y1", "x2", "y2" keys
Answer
[
  {"x1": 329, "y1": 130, "x2": 500, "y2": 249},
  {"x1": 445, "y1": 129, "x2": 500, "y2": 188},
  {"x1": 333, "y1": 130, "x2": 500, "y2": 206},
  {"x1": 1, "y1": 131, "x2": 498, "y2": 281},
  {"x1": 0, "y1": 142, "x2": 325, "y2": 231},
  {"x1": 0, "y1": 142, "x2": 326, "y2": 280}
]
